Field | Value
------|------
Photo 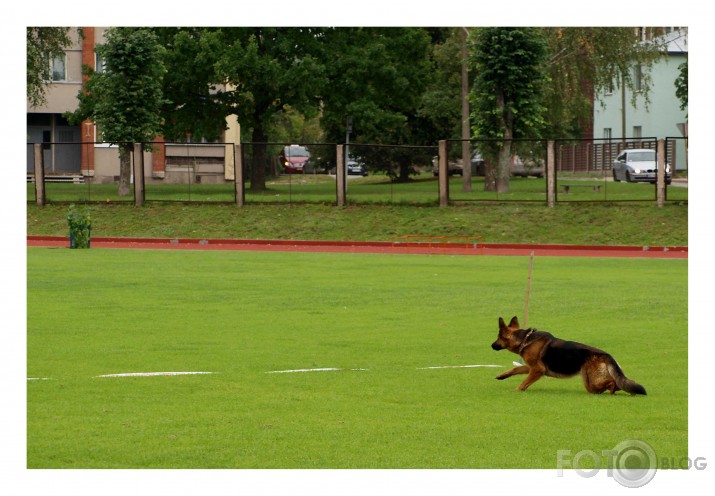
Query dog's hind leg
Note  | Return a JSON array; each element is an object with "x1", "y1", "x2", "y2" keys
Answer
[
  {"x1": 581, "y1": 362, "x2": 618, "y2": 394},
  {"x1": 495, "y1": 365, "x2": 529, "y2": 380}
]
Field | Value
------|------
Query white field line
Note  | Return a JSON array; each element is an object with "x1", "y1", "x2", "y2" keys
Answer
[
  {"x1": 266, "y1": 367, "x2": 368, "y2": 374},
  {"x1": 27, "y1": 377, "x2": 51, "y2": 381},
  {"x1": 416, "y1": 364, "x2": 503, "y2": 370},
  {"x1": 95, "y1": 371, "x2": 216, "y2": 378}
]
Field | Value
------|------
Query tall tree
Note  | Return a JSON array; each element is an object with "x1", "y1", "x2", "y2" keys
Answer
[
  {"x1": 320, "y1": 27, "x2": 434, "y2": 181},
  {"x1": 154, "y1": 28, "x2": 229, "y2": 142},
  {"x1": 69, "y1": 28, "x2": 166, "y2": 196},
  {"x1": 27, "y1": 27, "x2": 76, "y2": 107},
  {"x1": 470, "y1": 28, "x2": 548, "y2": 193},
  {"x1": 209, "y1": 28, "x2": 327, "y2": 190}
]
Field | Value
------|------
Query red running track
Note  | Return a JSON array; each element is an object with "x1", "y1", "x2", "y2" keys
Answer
[{"x1": 27, "y1": 236, "x2": 687, "y2": 259}]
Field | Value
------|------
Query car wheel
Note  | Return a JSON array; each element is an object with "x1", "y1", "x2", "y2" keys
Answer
[
  {"x1": 612, "y1": 170, "x2": 620, "y2": 182},
  {"x1": 625, "y1": 171, "x2": 632, "y2": 182}
]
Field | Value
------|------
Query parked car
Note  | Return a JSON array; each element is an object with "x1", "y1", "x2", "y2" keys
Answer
[
  {"x1": 280, "y1": 145, "x2": 311, "y2": 174},
  {"x1": 510, "y1": 156, "x2": 544, "y2": 178},
  {"x1": 347, "y1": 160, "x2": 368, "y2": 176},
  {"x1": 432, "y1": 152, "x2": 485, "y2": 176},
  {"x1": 612, "y1": 149, "x2": 671, "y2": 184}
]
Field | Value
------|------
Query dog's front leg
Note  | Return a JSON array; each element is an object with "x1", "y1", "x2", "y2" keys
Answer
[
  {"x1": 516, "y1": 368, "x2": 545, "y2": 391},
  {"x1": 495, "y1": 364, "x2": 529, "y2": 380}
]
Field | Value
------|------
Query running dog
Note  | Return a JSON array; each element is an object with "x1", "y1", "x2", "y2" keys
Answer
[{"x1": 491, "y1": 316, "x2": 646, "y2": 395}]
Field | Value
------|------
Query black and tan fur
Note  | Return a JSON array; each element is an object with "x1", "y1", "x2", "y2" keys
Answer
[{"x1": 491, "y1": 316, "x2": 646, "y2": 395}]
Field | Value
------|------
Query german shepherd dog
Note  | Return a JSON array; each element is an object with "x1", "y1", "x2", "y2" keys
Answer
[{"x1": 491, "y1": 316, "x2": 646, "y2": 395}]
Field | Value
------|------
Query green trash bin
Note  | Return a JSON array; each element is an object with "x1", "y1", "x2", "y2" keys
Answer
[{"x1": 67, "y1": 205, "x2": 91, "y2": 249}]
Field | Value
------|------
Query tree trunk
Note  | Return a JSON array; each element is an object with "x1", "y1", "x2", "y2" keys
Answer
[
  {"x1": 117, "y1": 145, "x2": 132, "y2": 196},
  {"x1": 496, "y1": 138, "x2": 512, "y2": 193},
  {"x1": 398, "y1": 155, "x2": 411, "y2": 182},
  {"x1": 494, "y1": 90, "x2": 513, "y2": 194},
  {"x1": 250, "y1": 122, "x2": 268, "y2": 191},
  {"x1": 484, "y1": 159, "x2": 496, "y2": 192}
]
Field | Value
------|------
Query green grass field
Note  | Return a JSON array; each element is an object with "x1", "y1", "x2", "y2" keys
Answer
[
  {"x1": 28, "y1": 172, "x2": 688, "y2": 204},
  {"x1": 27, "y1": 247, "x2": 687, "y2": 469}
]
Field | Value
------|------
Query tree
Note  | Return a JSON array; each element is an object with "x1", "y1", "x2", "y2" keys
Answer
[
  {"x1": 153, "y1": 28, "x2": 437, "y2": 184},
  {"x1": 152, "y1": 28, "x2": 230, "y2": 142},
  {"x1": 27, "y1": 27, "x2": 76, "y2": 107},
  {"x1": 542, "y1": 27, "x2": 665, "y2": 139},
  {"x1": 208, "y1": 28, "x2": 327, "y2": 191},
  {"x1": 470, "y1": 28, "x2": 548, "y2": 193},
  {"x1": 319, "y1": 28, "x2": 434, "y2": 182},
  {"x1": 69, "y1": 28, "x2": 166, "y2": 196}
]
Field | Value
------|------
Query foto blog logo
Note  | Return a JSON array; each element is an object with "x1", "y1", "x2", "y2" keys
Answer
[{"x1": 556, "y1": 439, "x2": 707, "y2": 488}]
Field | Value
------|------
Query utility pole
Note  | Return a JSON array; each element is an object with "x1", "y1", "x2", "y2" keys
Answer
[{"x1": 345, "y1": 117, "x2": 352, "y2": 193}]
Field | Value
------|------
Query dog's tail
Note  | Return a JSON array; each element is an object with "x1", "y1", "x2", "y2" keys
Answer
[{"x1": 608, "y1": 359, "x2": 647, "y2": 395}]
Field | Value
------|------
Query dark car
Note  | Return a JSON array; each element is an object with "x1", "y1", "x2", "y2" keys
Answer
[{"x1": 280, "y1": 145, "x2": 311, "y2": 174}]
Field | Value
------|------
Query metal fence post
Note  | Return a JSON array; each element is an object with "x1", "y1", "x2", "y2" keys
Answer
[
  {"x1": 133, "y1": 143, "x2": 144, "y2": 207},
  {"x1": 33, "y1": 143, "x2": 45, "y2": 207},
  {"x1": 336, "y1": 144, "x2": 346, "y2": 207},
  {"x1": 235, "y1": 143, "x2": 245, "y2": 207},
  {"x1": 657, "y1": 138, "x2": 666, "y2": 207},
  {"x1": 547, "y1": 140, "x2": 556, "y2": 208},
  {"x1": 438, "y1": 140, "x2": 449, "y2": 207}
]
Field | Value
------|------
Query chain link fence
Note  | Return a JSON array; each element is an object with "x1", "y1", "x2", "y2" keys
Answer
[{"x1": 28, "y1": 137, "x2": 687, "y2": 206}]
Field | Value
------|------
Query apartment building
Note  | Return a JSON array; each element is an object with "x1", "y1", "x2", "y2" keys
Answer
[{"x1": 27, "y1": 27, "x2": 240, "y2": 184}]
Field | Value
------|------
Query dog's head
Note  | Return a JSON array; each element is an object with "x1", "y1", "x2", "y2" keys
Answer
[{"x1": 491, "y1": 316, "x2": 520, "y2": 351}]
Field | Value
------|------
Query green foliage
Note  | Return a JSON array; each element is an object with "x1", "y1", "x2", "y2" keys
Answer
[
  {"x1": 26, "y1": 27, "x2": 76, "y2": 107},
  {"x1": 71, "y1": 28, "x2": 167, "y2": 145},
  {"x1": 470, "y1": 28, "x2": 549, "y2": 144},
  {"x1": 543, "y1": 27, "x2": 666, "y2": 138},
  {"x1": 319, "y1": 28, "x2": 434, "y2": 181},
  {"x1": 419, "y1": 28, "x2": 464, "y2": 140},
  {"x1": 154, "y1": 28, "x2": 228, "y2": 142},
  {"x1": 675, "y1": 60, "x2": 688, "y2": 113},
  {"x1": 469, "y1": 28, "x2": 549, "y2": 192},
  {"x1": 67, "y1": 28, "x2": 167, "y2": 196},
  {"x1": 66, "y1": 204, "x2": 91, "y2": 248}
]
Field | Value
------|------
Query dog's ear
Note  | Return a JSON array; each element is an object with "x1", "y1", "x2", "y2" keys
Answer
[
  {"x1": 499, "y1": 317, "x2": 507, "y2": 330},
  {"x1": 508, "y1": 316, "x2": 520, "y2": 329}
]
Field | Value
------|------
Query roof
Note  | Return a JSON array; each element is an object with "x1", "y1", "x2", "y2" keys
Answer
[{"x1": 660, "y1": 29, "x2": 688, "y2": 54}]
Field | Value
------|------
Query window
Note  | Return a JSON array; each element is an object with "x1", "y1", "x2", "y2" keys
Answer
[
  {"x1": 633, "y1": 126, "x2": 642, "y2": 139},
  {"x1": 605, "y1": 80, "x2": 615, "y2": 96},
  {"x1": 51, "y1": 54, "x2": 66, "y2": 81},
  {"x1": 633, "y1": 65, "x2": 643, "y2": 92},
  {"x1": 603, "y1": 128, "x2": 612, "y2": 140}
]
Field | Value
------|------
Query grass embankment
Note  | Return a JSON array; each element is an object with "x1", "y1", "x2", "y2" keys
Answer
[{"x1": 27, "y1": 202, "x2": 688, "y2": 247}]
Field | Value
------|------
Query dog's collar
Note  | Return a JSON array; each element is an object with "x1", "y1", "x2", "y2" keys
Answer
[{"x1": 518, "y1": 328, "x2": 536, "y2": 353}]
